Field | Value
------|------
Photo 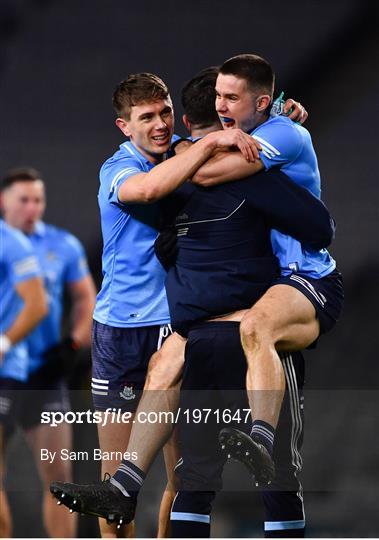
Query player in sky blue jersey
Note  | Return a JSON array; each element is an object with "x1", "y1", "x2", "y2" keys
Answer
[
  {"x1": 191, "y1": 54, "x2": 343, "y2": 490},
  {"x1": 78, "y1": 71, "x2": 275, "y2": 539},
  {"x1": 0, "y1": 168, "x2": 96, "y2": 538},
  {"x1": 0, "y1": 218, "x2": 47, "y2": 537}
]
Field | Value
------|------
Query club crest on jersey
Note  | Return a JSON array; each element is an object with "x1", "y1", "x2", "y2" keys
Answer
[{"x1": 119, "y1": 385, "x2": 136, "y2": 401}]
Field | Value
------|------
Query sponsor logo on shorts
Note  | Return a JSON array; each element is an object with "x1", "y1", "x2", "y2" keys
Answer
[{"x1": 119, "y1": 385, "x2": 136, "y2": 401}]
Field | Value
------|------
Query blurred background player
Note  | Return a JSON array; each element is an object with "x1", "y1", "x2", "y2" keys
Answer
[
  {"x1": 0, "y1": 168, "x2": 96, "y2": 537},
  {"x1": 0, "y1": 218, "x2": 47, "y2": 537}
]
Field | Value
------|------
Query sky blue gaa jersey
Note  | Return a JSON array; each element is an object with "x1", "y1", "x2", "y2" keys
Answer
[
  {"x1": 0, "y1": 220, "x2": 41, "y2": 380},
  {"x1": 93, "y1": 141, "x2": 170, "y2": 328},
  {"x1": 25, "y1": 221, "x2": 89, "y2": 373},
  {"x1": 251, "y1": 116, "x2": 336, "y2": 278}
]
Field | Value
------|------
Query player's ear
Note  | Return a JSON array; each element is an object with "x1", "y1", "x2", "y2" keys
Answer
[
  {"x1": 182, "y1": 114, "x2": 191, "y2": 132},
  {"x1": 115, "y1": 118, "x2": 131, "y2": 137},
  {"x1": 256, "y1": 95, "x2": 271, "y2": 113}
]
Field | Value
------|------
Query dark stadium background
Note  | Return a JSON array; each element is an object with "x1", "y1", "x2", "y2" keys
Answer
[{"x1": 1, "y1": 0, "x2": 378, "y2": 537}]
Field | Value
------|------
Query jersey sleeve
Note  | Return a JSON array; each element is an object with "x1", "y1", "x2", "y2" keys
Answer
[
  {"x1": 6, "y1": 230, "x2": 41, "y2": 285},
  {"x1": 252, "y1": 120, "x2": 303, "y2": 170},
  {"x1": 62, "y1": 233, "x2": 90, "y2": 283},
  {"x1": 101, "y1": 156, "x2": 143, "y2": 205},
  {"x1": 243, "y1": 170, "x2": 334, "y2": 249}
]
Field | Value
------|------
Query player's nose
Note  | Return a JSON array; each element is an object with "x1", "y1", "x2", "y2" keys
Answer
[{"x1": 216, "y1": 98, "x2": 227, "y2": 113}]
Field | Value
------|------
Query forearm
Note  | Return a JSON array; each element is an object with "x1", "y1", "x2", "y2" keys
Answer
[
  {"x1": 70, "y1": 300, "x2": 93, "y2": 347},
  {"x1": 118, "y1": 135, "x2": 218, "y2": 203},
  {"x1": 69, "y1": 277, "x2": 96, "y2": 347},
  {"x1": 6, "y1": 278, "x2": 47, "y2": 346},
  {"x1": 192, "y1": 150, "x2": 263, "y2": 187}
]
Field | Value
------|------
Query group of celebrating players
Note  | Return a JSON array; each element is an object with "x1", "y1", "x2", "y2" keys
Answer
[{"x1": 1, "y1": 53, "x2": 343, "y2": 538}]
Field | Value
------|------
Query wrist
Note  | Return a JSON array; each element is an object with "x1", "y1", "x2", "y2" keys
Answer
[
  {"x1": 199, "y1": 132, "x2": 218, "y2": 153},
  {"x1": 0, "y1": 334, "x2": 12, "y2": 355}
]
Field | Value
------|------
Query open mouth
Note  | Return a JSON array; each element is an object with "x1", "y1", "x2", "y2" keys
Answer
[
  {"x1": 152, "y1": 133, "x2": 169, "y2": 145},
  {"x1": 219, "y1": 116, "x2": 235, "y2": 128}
]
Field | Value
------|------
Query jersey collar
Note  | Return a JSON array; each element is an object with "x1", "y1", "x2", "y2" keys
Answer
[{"x1": 121, "y1": 141, "x2": 154, "y2": 167}]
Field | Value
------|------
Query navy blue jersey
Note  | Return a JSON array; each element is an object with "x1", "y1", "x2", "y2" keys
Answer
[{"x1": 164, "y1": 169, "x2": 333, "y2": 332}]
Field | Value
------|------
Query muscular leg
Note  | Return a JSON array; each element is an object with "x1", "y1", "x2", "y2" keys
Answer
[
  {"x1": 115, "y1": 333, "x2": 184, "y2": 537},
  {"x1": 96, "y1": 413, "x2": 135, "y2": 538},
  {"x1": 126, "y1": 332, "x2": 185, "y2": 473},
  {"x1": 240, "y1": 285, "x2": 319, "y2": 431},
  {"x1": 25, "y1": 422, "x2": 77, "y2": 538}
]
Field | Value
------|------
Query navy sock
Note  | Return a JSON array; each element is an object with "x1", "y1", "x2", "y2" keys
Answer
[
  {"x1": 111, "y1": 460, "x2": 146, "y2": 498},
  {"x1": 250, "y1": 420, "x2": 275, "y2": 456}
]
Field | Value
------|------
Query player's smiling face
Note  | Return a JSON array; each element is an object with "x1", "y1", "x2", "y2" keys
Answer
[
  {"x1": 215, "y1": 73, "x2": 259, "y2": 133},
  {"x1": 117, "y1": 98, "x2": 174, "y2": 163}
]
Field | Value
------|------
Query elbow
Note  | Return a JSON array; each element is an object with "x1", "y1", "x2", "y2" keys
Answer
[
  {"x1": 141, "y1": 185, "x2": 162, "y2": 204},
  {"x1": 192, "y1": 170, "x2": 213, "y2": 187}
]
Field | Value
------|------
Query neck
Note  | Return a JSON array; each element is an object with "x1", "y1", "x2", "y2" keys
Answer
[
  {"x1": 130, "y1": 141, "x2": 165, "y2": 165},
  {"x1": 190, "y1": 123, "x2": 222, "y2": 139}
]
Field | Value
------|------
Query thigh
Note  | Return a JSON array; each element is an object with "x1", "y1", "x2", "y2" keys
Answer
[
  {"x1": 20, "y1": 374, "x2": 70, "y2": 431},
  {"x1": 243, "y1": 284, "x2": 320, "y2": 350}
]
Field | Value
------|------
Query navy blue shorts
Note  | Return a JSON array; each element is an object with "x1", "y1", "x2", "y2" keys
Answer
[
  {"x1": 0, "y1": 373, "x2": 70, "y2": 436},
  {"x1": 274, "y1": 268, "x2": 344, "y2": 335},
  {"x1": 91, "y1": 320, "x2": 172, "y2": 412}
]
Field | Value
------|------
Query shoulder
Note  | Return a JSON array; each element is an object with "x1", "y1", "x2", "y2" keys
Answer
[
  {"x1": 100, "y1": 143, "x2": 144, "y2": 176},
  {"x1": 253, "y1": 117, "x2": 308, "y2": 162},
  {"x1": 1, "y1": 221, "x2": 33, "y2": 254},
  {"x1": 43, "y1": 223, "x2": 85, "y2": 256},
  {"x1": 100, "y1": 142, "x2": 147, "y2": 197}
]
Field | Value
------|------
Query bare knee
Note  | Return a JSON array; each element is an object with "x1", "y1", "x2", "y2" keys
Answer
[
  {"x1": 145, "y1": 350, "x2": 171, "y2": 391},
  {"x1": 240, "y1": 309, "x2": 273, "y2": 349}
]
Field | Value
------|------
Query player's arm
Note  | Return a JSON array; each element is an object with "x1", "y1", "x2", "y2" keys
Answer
[
  {"x1": 192, "y1": 149, "x2": 263, "y2": 187},
  {"x1": 0, "y1": 277, "x2": 47, "y2": 360},
  {"x1": 117, "y1": 130, "x2": 259, "y2": 204},
  {"x1": 192, "y1": 120, "x2": 301, "y2": 187},
  {"x1": 245, "y1": 169, "x2": 335, "y2": 249},
  {"x1": 68, "y1": 275, "x2": 96, "y2": 347}
]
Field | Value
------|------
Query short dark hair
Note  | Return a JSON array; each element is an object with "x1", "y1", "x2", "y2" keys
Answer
[
  {"x1": 181, "y1": 67, "x2": 220, "y2": 128},
  {"x1": 220, "y1": 54, "x2": 275, "y2": 98},
  {"x1": 113, "y1": 72, "x2": 170, "y2": 120},
  {"x1": 1, "y1": 167, "x2": 42, "y2": 191}
]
